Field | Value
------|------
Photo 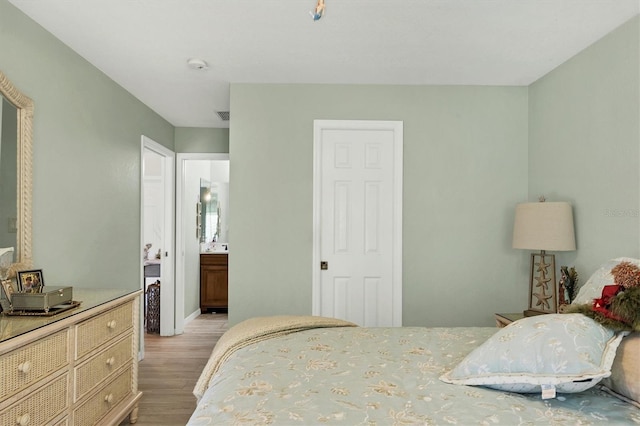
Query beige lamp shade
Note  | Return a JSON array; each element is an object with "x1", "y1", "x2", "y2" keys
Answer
[{"x1": 512, "y1": 202, "x2": 576, "y2": 251}]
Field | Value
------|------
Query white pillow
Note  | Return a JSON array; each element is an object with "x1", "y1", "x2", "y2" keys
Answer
[
  {"x1": 440, "y1": 314, "x2": 627, "y2": 394},
  {"x1": 572, "y1": 257, "x2": 640, "y2": 305}
]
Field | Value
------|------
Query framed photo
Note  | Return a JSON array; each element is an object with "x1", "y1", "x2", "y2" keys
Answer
[{"x1": 17, "y1": 269, "x2": 44, "y2": 293}]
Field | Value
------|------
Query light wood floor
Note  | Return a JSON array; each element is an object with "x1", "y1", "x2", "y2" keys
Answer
[{"x1": 121, "y1": 313, "x2": 228, "y2": 426}]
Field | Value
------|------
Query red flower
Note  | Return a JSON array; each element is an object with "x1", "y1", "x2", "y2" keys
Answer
[{"x1": 592, "y1": 285, "x2": 629, "y2": 324}]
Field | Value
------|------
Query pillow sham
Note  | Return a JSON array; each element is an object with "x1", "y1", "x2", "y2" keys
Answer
[
  {"x1": 572, "y1": 257, "x2": 640, "y2": 305},
  {"x1": 601, "y1": 332, "x2": 640, "y2": 408},
  {"x1": 440, "y1": 314, "x2": 627, "y2": 395}
]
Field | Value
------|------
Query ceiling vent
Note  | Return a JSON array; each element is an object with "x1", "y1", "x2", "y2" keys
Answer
[{"x1": 216, "y1": 111, "x2": 230, "y2": 121}]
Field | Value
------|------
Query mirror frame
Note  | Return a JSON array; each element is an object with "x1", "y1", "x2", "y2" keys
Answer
[{"x1": 0, "y1": 70, "x2": 33, "y2": 268}]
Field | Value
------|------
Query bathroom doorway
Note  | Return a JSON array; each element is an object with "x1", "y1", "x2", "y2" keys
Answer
[{"x1": 175, "y1": 153, "x2": 230, "y2": 334}]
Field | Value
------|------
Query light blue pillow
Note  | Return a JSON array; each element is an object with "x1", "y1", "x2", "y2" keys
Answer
[{"x1": 440, "y1": 314, "x2": 627, "y2": 394}]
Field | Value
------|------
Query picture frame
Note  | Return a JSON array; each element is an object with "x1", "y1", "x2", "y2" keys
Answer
[
  {"x1": 17, "y1": 269, "x2": 44, "y2": 293},
  {"x1": 1, "y1": 279, "x2": 18, "y2": 301}
]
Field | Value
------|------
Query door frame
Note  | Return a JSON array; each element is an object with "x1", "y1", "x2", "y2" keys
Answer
[
  {"x1": 311, "y1": 120, "x2": 403, "y2": 326},
  {"x1": 175, "y1": 153, "x2": 230, "y2": 334},
  {"x1": 141, "y1": 136, "x2": 175, "y2": 337}
]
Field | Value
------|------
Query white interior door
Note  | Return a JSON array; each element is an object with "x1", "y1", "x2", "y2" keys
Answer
[
  {"x1": 313, "y1": 120, "x2": 403, "y2": 327},
  {"x1": 141, "y1": 136, "x2": 175, "y2": 337}
]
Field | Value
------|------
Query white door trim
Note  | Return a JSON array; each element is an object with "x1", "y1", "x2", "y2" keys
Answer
[
  {"x1": 141, "y1": 136, "x2": 175, "y2": 337},
  {"x1": 175, "y1": 153, "x2": 230, "y2": 334},
  {"x1": 312, "y1": 120, "x2": 403, "y2": 326}
]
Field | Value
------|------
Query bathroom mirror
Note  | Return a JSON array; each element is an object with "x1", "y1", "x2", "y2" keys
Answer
[
  {"x1": 0, "y1": 70, "x2": 33, "y2": 269},
  {"x1": 199, "y1": 179, "x2": 229, "y2": 245},
  {"x1": 199, "y1": 179, "x2": 213, "y2": 244}
]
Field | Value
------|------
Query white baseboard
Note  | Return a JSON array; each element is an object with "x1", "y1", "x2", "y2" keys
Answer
[{"x1": 184, "y1": 308, "x2": 202, "y2": 326}]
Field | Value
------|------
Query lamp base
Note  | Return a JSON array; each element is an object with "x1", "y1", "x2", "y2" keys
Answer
[{"x1": 527, "y1": 251, "x2": 558, "y2": 314}]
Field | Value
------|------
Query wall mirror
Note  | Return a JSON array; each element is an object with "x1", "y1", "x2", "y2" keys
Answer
[
  {"x1": 0, "y1": 70, "x2": 33, "y2": 271},
  {"x1": 200, "y1": 179, "x2": 229, "y2": 246}
]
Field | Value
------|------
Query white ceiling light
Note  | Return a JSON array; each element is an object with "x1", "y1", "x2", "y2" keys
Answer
[{"x1": 187, "y1": 58, "x2": 209, "y2": 71}]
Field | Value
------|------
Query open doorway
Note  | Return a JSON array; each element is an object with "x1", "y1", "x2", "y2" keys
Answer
[
  {"x1": 141, "y1": 136, "x2": 175, "y2": 338},
  {"x1": 175, "y1": 153, "x2": 229, "y2": 334}
]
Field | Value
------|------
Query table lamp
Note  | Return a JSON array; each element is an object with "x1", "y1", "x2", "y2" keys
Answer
[{"x1": 512, "y1": 199, "x2": 576, "y2": 316}]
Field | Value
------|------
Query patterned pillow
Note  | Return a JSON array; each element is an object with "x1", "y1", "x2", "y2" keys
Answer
[
  {"x1": 440, "y1": 314, "x2": 627, "y2": 395},
  {"x1": 572, "y1": 257, "x2": 640, "y2": 305}
]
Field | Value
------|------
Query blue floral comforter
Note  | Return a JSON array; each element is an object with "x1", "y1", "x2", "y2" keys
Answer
[{"x1": 188, "y1": 326, "x2": 640, "y2": 425}]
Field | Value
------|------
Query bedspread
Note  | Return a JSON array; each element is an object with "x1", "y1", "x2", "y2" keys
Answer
[
  {"x1": 193, "y1": 315, "x2": 357, "y2": 401},
  {"x1": 188, "y1": 326, "x2": 640, "y2": 425}
]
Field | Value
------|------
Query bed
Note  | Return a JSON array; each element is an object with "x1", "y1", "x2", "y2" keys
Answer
[
  {"x1": 187, "y1": 259, "x2": 640, "y2": 425},
  {"x1": 187, "y1": 316, "x2": 639, "y2": 425}
]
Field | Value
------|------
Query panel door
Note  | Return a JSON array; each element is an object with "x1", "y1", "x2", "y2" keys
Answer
[{"x1": 313, "y1": 120, "x2": 402, "y2": 326}]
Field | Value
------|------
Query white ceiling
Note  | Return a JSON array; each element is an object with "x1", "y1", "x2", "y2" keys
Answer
[{"x1": 8, "y1": 0, "x2": 639, "y2": 129}]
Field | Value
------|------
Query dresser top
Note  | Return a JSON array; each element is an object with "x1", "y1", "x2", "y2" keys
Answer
[{"x1": 0, "y1": 287, "x2": 140, "y2": 343}]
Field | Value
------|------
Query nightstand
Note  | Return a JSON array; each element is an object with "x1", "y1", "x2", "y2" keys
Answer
[{"x1": 494, "y1": 312, "x2": 524, "y2": 328}]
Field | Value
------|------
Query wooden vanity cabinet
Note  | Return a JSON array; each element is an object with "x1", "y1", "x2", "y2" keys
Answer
[{"x1": 200, "y1": 253, "x2": 228, "y2": 312}]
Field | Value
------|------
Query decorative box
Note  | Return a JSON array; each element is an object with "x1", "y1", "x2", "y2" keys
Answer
[{"x1": 11, "y1": 286, "x2": 73, "y2": 312}]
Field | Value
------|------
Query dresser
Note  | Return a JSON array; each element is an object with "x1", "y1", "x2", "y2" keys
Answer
[
  {"x1": 0, "y1": 288, "x2": 142, "y2": 425},
  {"x1": 200, "y1": 253, "x2": 228, "y2": 312}
]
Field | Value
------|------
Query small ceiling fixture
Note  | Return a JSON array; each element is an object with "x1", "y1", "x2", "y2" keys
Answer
[
  {"x1": 187, "y1": 58, "x2": 209, "y2": 71},
  {"x1": 310, "y1": 0, "x2": 325, "y2": 21}
]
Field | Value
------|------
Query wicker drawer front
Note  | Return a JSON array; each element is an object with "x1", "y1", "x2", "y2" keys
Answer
[
  {"x1": 0, "y1": 329, "x2": 69, "y2": 400},
  {"x1": 75, "y1": 301, "x2": 132, "y2": 359},
  {"x1": 73, "y1": 367, "x2": 132, "y2": 426},
  {"x1": 74, "y1": 335, "x2": 132, "y2": 401},
  {"x1": 0, "y1": 374, "x2": 68, "y2": 426}
]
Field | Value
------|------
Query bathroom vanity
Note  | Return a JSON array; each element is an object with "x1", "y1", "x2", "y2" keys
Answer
[{"x1": 200, "y1": 253, "x2": 228, "y2": 312}]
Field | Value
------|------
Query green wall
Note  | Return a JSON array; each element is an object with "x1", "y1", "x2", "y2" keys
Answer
[
  {"x1": 229, "y1": 84, "x2": 529, "y2": 326},
  {"x1": 228, "y1": 17, "x2": 639, "y2": 328},
  {"x1": 175, "y1": 127, "x2": 229, "y2": 153},
  {"x1": 3, "y1": 0, "x2": 637, "y2": 327},
  {"x1": 0, "y1": 0, "x2": 174, "y2": 289},
  {"x1": 528, "y1": 16, "x2": 640, "y2": 281}
]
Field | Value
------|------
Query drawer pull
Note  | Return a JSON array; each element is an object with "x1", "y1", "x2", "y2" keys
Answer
[
  {"x1": 104, "y1": 393, "x2": 114, "y2": 404},
  {"x1": 106, "y1": 356, "x2": 116, "y2": 366},
  {"x1": 17, "y1": 361, "x2": 32, "y2": 374},
  {"x1": 107, "y1": 320, "x2": 117, "y2": 330},
  {"x1": 16, "y1": 413, "x2": 30, "y2": 426}
]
